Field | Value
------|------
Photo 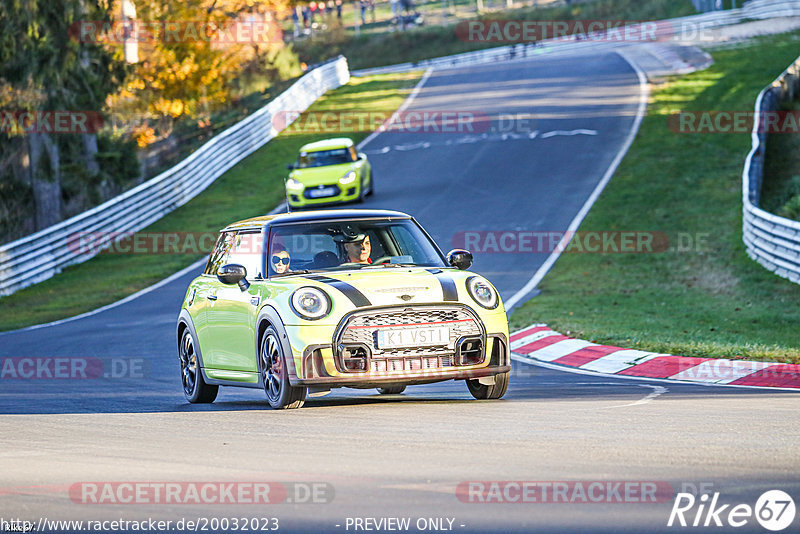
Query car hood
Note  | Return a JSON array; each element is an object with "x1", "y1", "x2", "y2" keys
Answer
[
  {"x1": 295, "y1": 267, "x2": 483, "y2": 309},
  {"x1": 290, "y1": 163, "x2": 355, "y2": 187}
]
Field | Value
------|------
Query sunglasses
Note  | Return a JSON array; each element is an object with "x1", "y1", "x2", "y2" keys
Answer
[{"x1": 271, "y1": 255, "x2": 290, "y2": 266}]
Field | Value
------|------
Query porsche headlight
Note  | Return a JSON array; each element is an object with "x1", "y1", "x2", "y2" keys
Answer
[
  {"x1": 339, "y1": 171, "x2": 357, "y2": 184},
  {"x1": 290, "y1": 287, "x2": 331, "y2": 320},
  {"x1": 286, "y1": 177, "x2": 304, "y2": 191},
  {"x1": 466, "y1": 276, "x2": 499, "y2": 309}
]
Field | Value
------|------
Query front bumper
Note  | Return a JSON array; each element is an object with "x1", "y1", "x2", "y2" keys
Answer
[
  {"x1": 284, "y1": 304, "x2": 510, "y2": 388},
  {"x1": 287, "y1": 183, "x2": 360, "y2": 208}
]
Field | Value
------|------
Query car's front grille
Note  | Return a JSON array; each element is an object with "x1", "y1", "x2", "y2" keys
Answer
[{"x1": 335, "y1": 305, "x2": 484, "y2": 372}]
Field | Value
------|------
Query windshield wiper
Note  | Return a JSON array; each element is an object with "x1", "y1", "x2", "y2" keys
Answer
[{"x1": 272, "y1": 269, "x2": 313, "y2": 277}]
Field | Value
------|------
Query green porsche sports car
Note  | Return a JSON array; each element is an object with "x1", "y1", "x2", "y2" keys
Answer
[
  {"x1": 177, "y1": 209, "x2": 510, "y2": 409},
  {"x1": 284, "y1": 138, "x2": 373, "y2": 209}
]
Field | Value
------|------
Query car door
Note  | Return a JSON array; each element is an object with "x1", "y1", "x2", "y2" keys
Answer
[
  {"x1": 194, "y1": 231, "x2": 236, "y2": 368},
  {"x1": 206, "y1": 230, "x2": 264, "y2": 374}
]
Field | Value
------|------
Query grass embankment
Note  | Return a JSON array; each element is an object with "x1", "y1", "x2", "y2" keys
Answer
[
  {"x1": 509, "y1": 32, "x2": 800, "y2": 364},
  {"x1": 0, "y1": 72, "x2": 423, "y2": 332},
  {"x1": 762, "y1": 99, "x2": 800, "y2": 221},
  {"x1": 293, "y1": 0, "x2": 697, "y2": 70}
]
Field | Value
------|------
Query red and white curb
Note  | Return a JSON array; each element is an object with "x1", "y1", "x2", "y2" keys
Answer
[{"x1": 511, "y1": 324, "x2": 800, "y2": 390}]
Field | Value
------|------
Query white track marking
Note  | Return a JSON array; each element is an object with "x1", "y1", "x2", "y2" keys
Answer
[
  {"x1": 539, "y1": 129, "x2": 598, "y2": 138},
  {"x1": 511, "y1": 353, "x2": 800, "y2": 392},
  {"x1": 573, "y1": 381, "x2": 667, "y2": 408},
  {"x1": 0, "y1": 257, "x2": 208, "y2": 335},
  {"x1": 504, "y1": 52, "x2": 650, "y2": 310}
]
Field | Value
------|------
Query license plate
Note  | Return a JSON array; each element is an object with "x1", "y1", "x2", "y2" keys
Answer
[
  {"x1": 376, "y1": 327, "x2": 450, "y2": 349},
  {"x1": 307, "y1": 187, "x2": 337, "y2": 198}
]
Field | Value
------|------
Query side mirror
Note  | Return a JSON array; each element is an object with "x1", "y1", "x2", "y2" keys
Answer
[
  {"x1": 446, "y1": 249, "x2": 473, "y2": 270},
  {"x1": 217, "y1": 263, "x2": 250, "y2": 291},
  {"x1": 286, "y1": 163, "x2": 295, "y2": 170},
  {"x1": 358, "y1": 152, "x2": 366, "y2": 160}
]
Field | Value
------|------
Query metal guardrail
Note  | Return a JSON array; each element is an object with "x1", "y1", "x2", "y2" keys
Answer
[
  {"x1": 352, "y1": 0, "x2": 800, "y2": 77},
  {"x1": 0, "y1": 57, "x2": 350, "y2": 297},
  {"x1": 742, "y1": 55, "x2": 800, "y2": 285}
]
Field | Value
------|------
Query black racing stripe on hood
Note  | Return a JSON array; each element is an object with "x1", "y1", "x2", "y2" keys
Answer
[
  {"x1": 426, "y1": 269, "x2": 458, "y2": 301},
  {"x1": 304, "y1": 274, "x2": 371, "y2": 308}
]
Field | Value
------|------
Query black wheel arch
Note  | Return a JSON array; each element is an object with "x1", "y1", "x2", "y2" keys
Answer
[
  {"x1": 255, "y1": 305, "x2": 301, "y2": 386},
  {"x1": 177, "y1": 309, "x2": 211, "y2": 383}
]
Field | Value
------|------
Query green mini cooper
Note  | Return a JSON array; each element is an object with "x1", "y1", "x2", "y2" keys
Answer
[
  {"x1": 177, "y1": 209, "x2": 510, "y2": 409},
  {"x1": 284, "y1": 138, "x2": 373, "y2": 209}
]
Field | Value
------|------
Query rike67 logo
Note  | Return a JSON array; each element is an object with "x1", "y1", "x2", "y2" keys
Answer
[{"x1": 668, "y1": 490, "x2": 796, "y2": 531}]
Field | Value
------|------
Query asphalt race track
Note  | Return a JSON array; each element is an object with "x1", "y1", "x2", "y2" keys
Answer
[{"x1": 1, "y1": 52, "x2": 798, "y2": 533}]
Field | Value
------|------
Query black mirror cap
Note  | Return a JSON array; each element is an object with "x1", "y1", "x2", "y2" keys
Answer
[
  {"x1": 286, "y1": 163, "x2": 295, "y2": 170},
  {"x1": 446, "y1": 249, "x2": 473, "y2": 270},
  {"x1": 217, "y1": 263, "x2": 250, "y2": 291}
]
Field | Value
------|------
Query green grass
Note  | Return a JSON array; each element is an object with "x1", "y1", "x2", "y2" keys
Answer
[
  {"x1": 761, "y1": 99, "x2": 800, "y2": 220},
  {"x1": 0, "y1": 71, "x2": 423, "y2": 332},
  {"x1": 293, "y1": 0, "x2": 697, "y2": 70},
  {"x1": 509, "y1": 32, "x2": 800, "y2": 364}
]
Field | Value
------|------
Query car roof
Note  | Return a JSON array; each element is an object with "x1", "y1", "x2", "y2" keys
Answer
[
  {"x1": 299, "y1": 137, "x2": 354, "y2": 152},
  {"x1": 221, "y1": 209, "x2": 413, "y2": 232}
]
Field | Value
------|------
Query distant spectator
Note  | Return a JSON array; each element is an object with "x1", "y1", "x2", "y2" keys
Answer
[{"x1": 292, "y1": 7, "x2": 300, "y2": 37}]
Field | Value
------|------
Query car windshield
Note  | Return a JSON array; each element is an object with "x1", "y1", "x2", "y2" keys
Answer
[
  {"x1": 267, "y1": 219, "x2": 446, "y2": 276},
  {"x1": 297, "y1": 148, "x2": 355, "y2": 168}
]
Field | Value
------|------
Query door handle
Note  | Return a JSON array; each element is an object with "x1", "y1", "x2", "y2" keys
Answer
[{"x1": 207, "y1": 295, "x2": 218, "y2": 301}]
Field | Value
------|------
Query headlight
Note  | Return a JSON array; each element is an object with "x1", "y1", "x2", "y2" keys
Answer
[
  {"x1": 466, "y1": 276, "x2": 499, "y2": 309},
  {"x1": 339, "y1": 171, "x2": 357, "y2": 184},
  {"x1": 286, "y1": 177, "x2": 304, "y2": 191},
  {"x1": 290, "y1": 287, "x2": 331, "y2": 320}
]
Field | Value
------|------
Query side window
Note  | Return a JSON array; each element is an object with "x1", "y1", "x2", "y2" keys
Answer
[
  {"x1": 392, "y1": 225, "x2": 436, "y2": 263},
  {"x1": 220, "y1": 231, "x2": 263, "y2": 279},
  {"x1": 204, "y1": 232, "x2": 235, "y2": 275}
]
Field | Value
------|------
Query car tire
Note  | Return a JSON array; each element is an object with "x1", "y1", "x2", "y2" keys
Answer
[
  {"x1": 260, "y1": 326, "x2": 307, "y2": 409},
  {"x1": 376, "y1": 385, "x2": 406, "y2": 395},
  {"x1": 357, "y1": 172, "x2": 367, "y2": 203},
  {"x1": 466, "y1": 371, "x2": 509, "y2": 400},
  {"x1": 367, "y1": 169, "x2": 375, "y2": 196},
  {"x1": 179, "y1": 327, "x2": 218, "y2": 403}
]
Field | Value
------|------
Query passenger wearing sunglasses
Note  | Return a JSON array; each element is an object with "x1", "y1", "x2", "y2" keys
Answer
[{"x1": 270, "y1": 244, "x2": 291, "y2": 274}]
